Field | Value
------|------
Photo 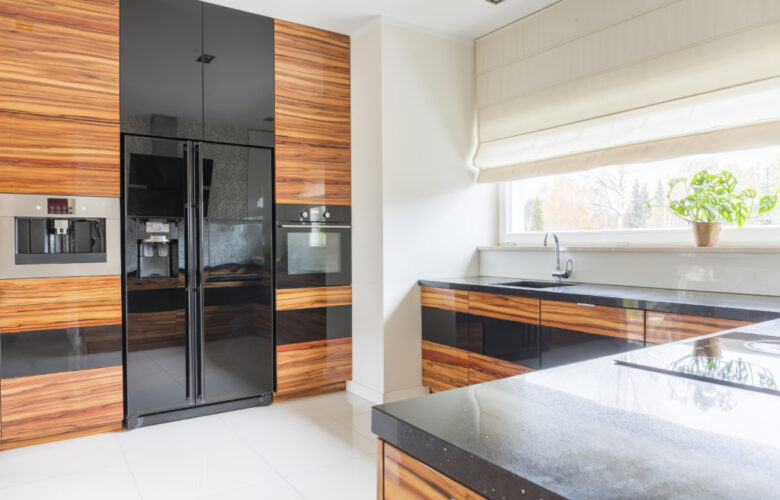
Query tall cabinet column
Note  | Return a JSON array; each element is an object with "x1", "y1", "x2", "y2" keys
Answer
[{"x1": 274, "y1": 20, "x2": 352, "y2": 400}]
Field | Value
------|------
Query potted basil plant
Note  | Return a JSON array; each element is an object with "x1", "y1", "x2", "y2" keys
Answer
[{"x1": 662, "y1": 170, "x2": 778, "y2": 247}]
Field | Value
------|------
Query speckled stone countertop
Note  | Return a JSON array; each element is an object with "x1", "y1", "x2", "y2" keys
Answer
[
  {"x1": 372, "y1": 319, "x2": 780, "y2": 499},
  {"x1": 419, "y1": 277, "x2": 780, "y2": 322}
]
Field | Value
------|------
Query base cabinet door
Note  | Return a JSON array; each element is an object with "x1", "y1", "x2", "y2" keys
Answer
[
  {"x1": 468, "y1": 314, "x2": 540, "y2": 383},
  {"x1": 540, "y1": 327, "x2": 645, "y2": 369},
  {"x1": 422, "y1": 341, "x2": 469, "y2": 393}
]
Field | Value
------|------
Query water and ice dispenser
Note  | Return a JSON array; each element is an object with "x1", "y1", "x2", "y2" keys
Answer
[{"x1": 136, "y1": 219, "x2": 180, "y2": 278}]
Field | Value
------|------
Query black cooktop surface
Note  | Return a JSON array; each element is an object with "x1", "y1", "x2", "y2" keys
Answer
[{"x1": 617, "y1": 331, "x2": 780, "y2": 396}]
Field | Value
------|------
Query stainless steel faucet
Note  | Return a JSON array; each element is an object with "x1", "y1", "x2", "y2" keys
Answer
[{"x1": 543, "y1": 232, "x2": 573, "y2": 283}]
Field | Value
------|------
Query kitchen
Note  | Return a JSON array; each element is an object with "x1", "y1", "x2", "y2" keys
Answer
[{"x1": 0, "y1": 0, "x2": 778, "y2": 498}]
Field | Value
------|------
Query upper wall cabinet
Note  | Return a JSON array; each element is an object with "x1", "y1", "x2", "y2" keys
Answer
[
  {"x1": 274, "y1": 20, "x2": 351, "y2": 206},
  {"x1": 0, "y1": 0, "x2": 119, "y2": 197},
  {"x1": 120, "y1": 0, "x2": 202, "y2": 139},
  {"x1": 121, "y1": 0, "x2": 274, "y2": 146},
  {"x1": 203, "y1": 4, "x2": 274, "y2": 146}
]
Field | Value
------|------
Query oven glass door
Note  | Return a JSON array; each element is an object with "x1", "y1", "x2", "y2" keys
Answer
[{"x1": 277, "y1": 225, "x2": 350, "y2": 288}]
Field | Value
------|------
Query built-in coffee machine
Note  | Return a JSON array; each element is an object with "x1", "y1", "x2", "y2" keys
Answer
[{"x1": 0, "y1": 194, "x2": 120, "y2": 279}]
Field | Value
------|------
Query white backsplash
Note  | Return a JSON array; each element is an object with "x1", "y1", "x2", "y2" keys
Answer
[{"x1": 479, "y1": 247, "x2": 780, "y2": 296}]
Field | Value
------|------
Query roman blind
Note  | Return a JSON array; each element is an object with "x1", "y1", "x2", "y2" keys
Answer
[{"x1": 474, "y1": 0, "x2": 780, "y2": 183}]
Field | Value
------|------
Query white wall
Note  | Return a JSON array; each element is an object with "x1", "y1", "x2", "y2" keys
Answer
[
  {"x1": 350, "y1": 21, "x2": 497, "y2": 402},
  {"x1": 480, "y1": 248, "x2": 780, "y2": 296},
  {"x1": 351, "y1": 23, "x2": 386, "y2": 395}
]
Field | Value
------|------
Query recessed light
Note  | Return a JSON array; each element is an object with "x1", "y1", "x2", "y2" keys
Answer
[{"x1": 485, "y1": 0, "x2": 506, "y2": 4}]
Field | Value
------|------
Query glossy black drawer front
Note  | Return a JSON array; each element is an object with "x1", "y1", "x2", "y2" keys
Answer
[
  {"x1": 421, "y1": 307, "x2": 468, "y2": 351},
  {"x1": 469, "y1": 315, "x2": 540, "y2": 370},
  {"x1": 1, "y1": 325, "x2": 122, "y2": 379},
  {"x1": 276, "y1": 305, "x2": 352, "y2": 346},
  {"x1": 540, "y1": 327, "x2": 645, "y2": 369}
]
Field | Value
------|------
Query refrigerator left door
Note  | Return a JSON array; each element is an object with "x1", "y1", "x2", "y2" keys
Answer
[{"x1": 124, "y1": 136, "x2": 194, "y2": 419}]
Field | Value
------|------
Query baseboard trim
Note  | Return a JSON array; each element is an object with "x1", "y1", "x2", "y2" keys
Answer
[{"x1": 346, "y1": 380, "x2": 429, "y2": 405}]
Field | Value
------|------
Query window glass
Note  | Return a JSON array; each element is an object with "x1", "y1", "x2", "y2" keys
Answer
[{"x1": 507, "y1": 146, "x2": 780, "y2": 233}]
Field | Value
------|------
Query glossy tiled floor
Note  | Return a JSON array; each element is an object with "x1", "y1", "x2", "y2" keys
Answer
[{"x1": 0, "y1": 391, "x2": 377, "y2": 500}]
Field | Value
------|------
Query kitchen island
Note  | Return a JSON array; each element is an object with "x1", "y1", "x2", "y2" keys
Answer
[{"x1": 372, "y1": 319, "x2": 780, "y2": 499}]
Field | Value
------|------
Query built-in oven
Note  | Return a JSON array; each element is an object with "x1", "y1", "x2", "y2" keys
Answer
[{"x1": 276, "y1": 204, "x2": 351, "y2": 289}]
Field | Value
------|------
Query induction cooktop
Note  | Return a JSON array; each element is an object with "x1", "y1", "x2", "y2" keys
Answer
[{"x1": 616, "y1": 331, "x2": 780, "y2": 397}]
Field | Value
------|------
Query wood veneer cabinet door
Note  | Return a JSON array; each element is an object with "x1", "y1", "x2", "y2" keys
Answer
[
  {"x1": 646, "y1": 312, "x2": 753, "y2": 344},
  {"x1": 422, "y1": 341, "x2": 469, "y2": 393},
  {"x1": 468, "y1": 351, "x2": 534, "y2": 385},
  {"x1": 540, "y1": 300, "x2": 645, "y2": 369},
  {"x1": 275, "y1": 338, "x2": 352, "y2": 401},
  {"x1": 380, "y1": 441, "x2": 486, "y2": 500},
  {"x1": 0, "y1": 0, "x2": 120, "y2": 197},
  {"x1": 0, "y1": 366, "x2": 123, "y2": 445},
  {"x1": 274, "y1": 20, "x2": 351, "y2": 205}
]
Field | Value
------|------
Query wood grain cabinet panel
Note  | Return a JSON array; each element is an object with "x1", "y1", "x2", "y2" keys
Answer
[
  {"x1": 380, "y1": 441, "x2": 486, "y2": 500},
  {"x1": 468, "y1": 291, "x2": 540, "y2": 324},
  {"x1": 422, "y1": 340, "x2": 469, "y2": 393},
  {"x1": 0, "y1": 276, "x2": 121, "y2": 306},
  {"x1": 275, "y1": 338, "x2": 352, "y2": 401},
  {"x1": 421, "y1": 286, "x2": 468, "y2": 313},
  {"x1": 0, "y1": 366, "x2": 123, "y2": 445},
  {"x1": 646, "y1": 312, "x2": 753, "y2": 344},
  {"x1": 0, "y1": 300, "x2": 121, "y2": 334},
  {"x1": 541, "y1": 300, "x2": 645, "y2": 342},
  {"x1": 468, "y1": 352, "x2": 534, "y2": 385},
  {"x1": 274, "y1": 19, "x2": 351, "y2": 205},
  {"x1": 0, "y1": 0, "x2": 119, "y2": 197},
  {"x1": 276, "y1": 286, "x2": 352, "y2": 311}
]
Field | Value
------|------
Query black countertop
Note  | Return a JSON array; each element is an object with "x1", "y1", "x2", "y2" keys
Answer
[
  {"x1": 419, "y1": 276, "x2": 780, "y2": 322},
  {"x1": 372, "y1": 319, "x2": 780, "y2": 499}
]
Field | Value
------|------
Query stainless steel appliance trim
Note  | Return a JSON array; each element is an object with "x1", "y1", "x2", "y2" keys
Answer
[{"x1": 279, "y1": 224, "x2": 352, "y2": 229}]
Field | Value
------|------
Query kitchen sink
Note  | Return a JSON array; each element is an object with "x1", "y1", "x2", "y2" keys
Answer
[{"x1": 495, "y1": 280, "x2": 575, "y2": 289}]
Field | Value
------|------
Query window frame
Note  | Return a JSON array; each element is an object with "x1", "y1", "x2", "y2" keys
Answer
[{"x1": 498, "y1": 182, "x2": 780, "y2": 247}]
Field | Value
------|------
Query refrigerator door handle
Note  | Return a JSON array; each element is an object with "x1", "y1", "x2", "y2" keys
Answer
[
  {"x1": 185, "y1": 141, "x2": 197, "y2": 406},
  {"x1": 196, "y1": 143, "x2": 206, "y2": 403},
  {"x1": 182, "y1": 142, "x2": 193, "y2": 405}
]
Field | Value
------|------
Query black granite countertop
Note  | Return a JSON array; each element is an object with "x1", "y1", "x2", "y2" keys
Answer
[
  {"x1": 419, "y1": 276, "x2": 780, "y2": 322},
  {"x1": 372, "y1": 319, "x2": 780, "y2": 499}
]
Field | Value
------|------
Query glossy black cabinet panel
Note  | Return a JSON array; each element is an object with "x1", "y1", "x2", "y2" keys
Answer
[
  {"x1": 469, "y1": 315, "x2": 540, "y2": 370},
  {"x1": 203, "y1": 4, "x2": 274, "y2": 146},
  {"x1": 421, "y1": 307, "x2": 468, "y2": 351},
  {"x1": 540, "y1": 327, "x2": 644, "y2": 369},
  {"x1": 0, "y1": 325, "x2": 122, "y2": 379},
  {"x1": 276, "y1": 306, "x2": 352, "y2": 346},
  {"x1": 120, "y1": 0, "x2": 203, "y2": 139}
]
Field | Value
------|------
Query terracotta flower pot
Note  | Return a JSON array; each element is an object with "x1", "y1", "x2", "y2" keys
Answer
[{"x1": 692, "y1": 222, "x2": 721, "y2": 247}]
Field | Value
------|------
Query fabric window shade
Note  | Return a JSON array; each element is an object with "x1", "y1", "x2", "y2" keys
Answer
[{"x1": 474, "y1": 0, "x2": 780, "y2": 183}]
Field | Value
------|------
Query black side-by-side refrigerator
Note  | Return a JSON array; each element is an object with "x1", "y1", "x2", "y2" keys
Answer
[{"x1": 123, "y1": 135, "x2": 274, "y2": 428}]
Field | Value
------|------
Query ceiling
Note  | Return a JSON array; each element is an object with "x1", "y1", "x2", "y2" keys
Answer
[{"x1": 202, "y1": 0, "x2": 560, "y2": 42}]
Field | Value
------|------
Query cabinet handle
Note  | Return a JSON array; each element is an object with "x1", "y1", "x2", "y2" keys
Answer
[{"x1": 576, "y1": 303, "x2": 596, "y2": 307}]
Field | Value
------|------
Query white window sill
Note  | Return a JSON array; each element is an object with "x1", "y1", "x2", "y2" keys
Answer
[{"x1": 480, "y1": 244, "x2": 780, "y2": 254}]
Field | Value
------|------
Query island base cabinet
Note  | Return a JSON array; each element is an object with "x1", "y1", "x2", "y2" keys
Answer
[{"x1": 378, "y1": 439, "x2": 486, "y2": 500}]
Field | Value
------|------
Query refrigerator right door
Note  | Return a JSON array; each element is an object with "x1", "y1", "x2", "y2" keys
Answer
[{"x1": 197, "y1": 143, "x2": 274, "y2": 404}]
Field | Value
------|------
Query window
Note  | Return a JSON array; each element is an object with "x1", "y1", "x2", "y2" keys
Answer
[{"x1": 500, "y1": 146, "x2": 780, "y2": 246}]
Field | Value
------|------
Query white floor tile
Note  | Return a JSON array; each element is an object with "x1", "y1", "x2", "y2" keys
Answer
[
  {"x1": 201, "y1": 478, "x2": 304, "y2": 500},
  {"x1": 285, "y1": 454, "x2": 376, "y2": 500},
  {"x1": 117, "y1": 414, "x2": 238, "y2": 462},
  {"x1": 128, "y1": 440, "x2": 279, "y2": 500},
  {"x1": 0, "y1": 464, "x2": 140, "y2": 500},
  {"x1": 0, "y1": 432, "x2": 126, "y2": 489}
]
